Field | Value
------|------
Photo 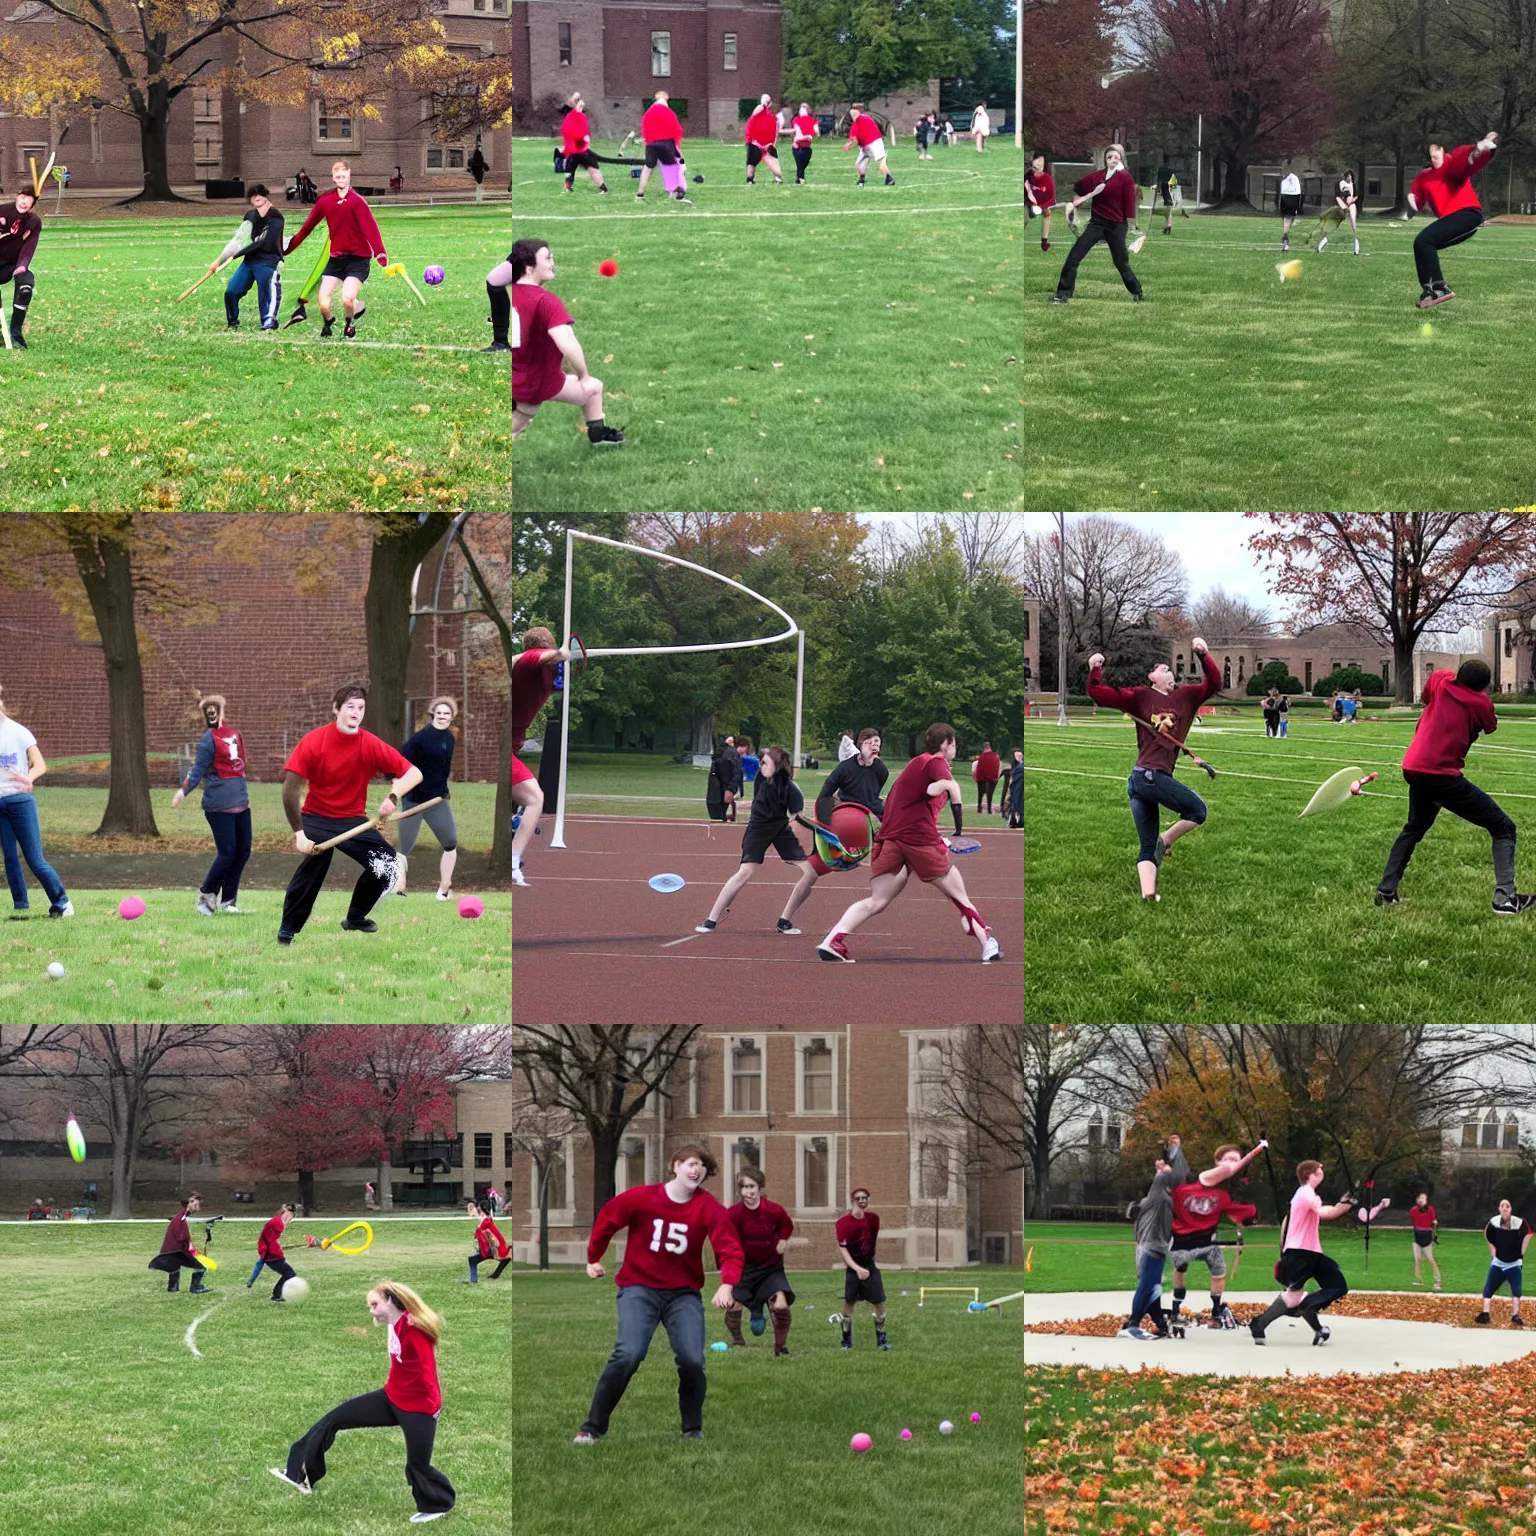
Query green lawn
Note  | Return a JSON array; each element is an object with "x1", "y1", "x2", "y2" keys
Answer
[
  {"x1": 0, "y1": 206, "x2": 509, "y2": 512},
  {"x1": 0, "y1": 1217, "x2": 508, "y2": 1533},
  {"x1": 510, "y1": 136, "x2": 1023, "y2": 512},
  {"x1": 1024, "y1": 707, "x2": 1536, "y2": 1022},
  {"x1": 0, "y1": 889, "x2": 509, "y2": 1023},
  {"x1": 513, "y1": 1265, "x2": 1021, "y2": 1535},
  {"x1": 1027, "y1": 211, "x2": 1536, "y2": 510}
]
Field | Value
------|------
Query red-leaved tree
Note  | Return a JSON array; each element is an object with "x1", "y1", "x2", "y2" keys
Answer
[
  {"x1": 1023, "y1": 0, "x2": 1122, "y2": 157},
  {"x1": 1245, "y1": 514, "x2": 1536, "y2": 704}
]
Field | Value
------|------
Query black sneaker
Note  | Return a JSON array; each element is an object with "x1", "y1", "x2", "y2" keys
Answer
[
  {"x1": 340, "y1": 917, "x2": 379, "y2": 933},
  {"x1": 776, "y1": 918, "x2": 801, "y2": 935},
  {"x1": 1311, "y1": 1325, "x2": 1330, "y2": 1346},
  {"x1": 12, "y1": 332, "x2": 26, "y2": 349},
  {"x1": 589, "y1": 424, "x2": 625, "y2": 446},
  {"x1": 482, "y1": 340, "x2": 512, "y2": 353},
  {"x1": 1133, "y1": 292, "x2": 1144, "y2": 302},
  {"x1": 343, "y1": 317, "x2": 357, "y2": 339},
  {"x1": 1493, "y1": 893, "x2": 1536, "y2": 915},
  {"x1": 1050, "y1": 294, "x2": 1070, "y2": 304},
  {"x1": 884, "y1": 174, "x2": 895, "y2": 185},
  {"x1": 1476, "y1": 1310, "x2": 1492, "y2": 1325},
  {"x1": 227, "y1": 321, "x2": 240, "y2": 330},
  {"x1": 1374, "y1": 890, "x2": 1399, "y2": 906},
  {"x1": 681, "y1": 1430, "x2": 703, "y2": 1440},
  {"x1": 277, "y1": 931, "x2": 295, "y2": 946},
  {"x1": 320, "y1": 317, "x2": 335, "y2": 338},
  {"x1": 283, "y1": 301, "x2": 308, "y2": 329}
]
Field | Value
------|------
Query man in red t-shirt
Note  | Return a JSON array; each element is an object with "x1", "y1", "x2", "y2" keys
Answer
[
  {"x1": 833, "y1": 1188, "x2": 889, "y2": 1349},
  {"x1": 790, "y1": 101, "x2": 820, "y2": 183},
  {"x1": 276, "y1": 682, "x2": 423, "y2": 945},
  {"x1": 744, "y1": 94, "x2": 783, "y2": 186},
  {"x1": 1026, "y1": 150, "x2": 1056, "y2": 251},
  {"x1": 560, "y1": 91, "x2": 608, "y2": 195},
  {"x1": 509, "y1": 625, "x2": 576, "y2": 885},
  {"x1": 510, "y1": 238, "x2": 625, "y2": 447},
  {"x1": 817, "y1": 722, "x2": 1001, "y2": 964},
  {"x1": 843, "y1": 105, "x2": 894, "y2": 186},
  {"x1": 636, "y1": 90, "x2": 687, "y2": 201},
  {"x1": 1052, "y1": 142, "x2": 1143, "y2": 303},
  {"x1": 1407, "y1": 133, "x2": 1498, "y2": 307},
  {"x1": 575, "y1": 1145, "x2": 746, "y2": 1443}
]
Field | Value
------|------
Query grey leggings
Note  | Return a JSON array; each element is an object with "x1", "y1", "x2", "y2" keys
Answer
[{"x1": 397, "y1": 800, "x2": 458, "y2": 854}]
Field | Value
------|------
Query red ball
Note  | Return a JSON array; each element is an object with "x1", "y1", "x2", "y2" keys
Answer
[{"x1": 598, "y1": 259, "x2": 619, "y2": 278}]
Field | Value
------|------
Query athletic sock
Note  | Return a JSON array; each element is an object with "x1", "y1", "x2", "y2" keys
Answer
[
  {"x1": 772, "y1": 1307, "x2": 791, "y2": 1349},
  {"x1": 586, "y1": 418, "x2": 606, "y2": 440}
]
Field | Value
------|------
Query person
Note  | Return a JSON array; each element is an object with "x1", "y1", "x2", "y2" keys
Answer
[
  {"x1": 1052, "y1": 144, "x2": 1143, "y2": 304},
  {"x1": 1410, "y1": 1192, "x2": 1442, "y2": 1290},
  {"x1": 1314, "y1": 169, "x2": 1360, "y2": 255},
  {"x1": 1477, "y1": 1199, "x2": 1530, "y2": 1326},
  {"x1": 147, "y1": 1191, "x2": 213, "y2": 1295},
  {"x1": 914, "y1": 113, "x2": 932, "y2": 160},
  {"x1": 790, "y1": 103, "x2": 820, "y2": 184},
  {"x1": 275, "y1": 683, "x2": 424, "y2": 945},
  {"x1": 27, "y1": 1198, "x2": 49, "y2": 1220},
  {"x1": 1375, "y1": 658, "x2": 1532, "y2": 913},
  {"x1": 706, "y1": 736, "x2": 738, "y2": 824},
  {"x1": 1086, "y1": 639, "x2": 1220, "y2": 900},
  {"x1": 510, "y1": 238, "x2": 625, "y2": 446},
  {"x1": 1026, "y1": 151, "x2": 1056, "y2": 252},
  {"x1": 816, "y1": 723, "x2": 1001, "y2": 963},
  {"x1": 560, "y1": 94, "x2": 607, "y2": 195},
  {"x1": 1278, "y1": 169, "x2": 1303, "y2": 251},
  {"x1": 389, "y1": 165, "x2": 405, "y2": 194},
  {"x1": 843, "y1": 105, "x2": 894, "y2": 187},
  {"x1": 1249, "y1": 1161, "x2": 1386, "y2": 1346},
  {"x1": 171, "y1": 693, "x2": 252, "y2": 916},
  {"x1": 695, "y1": 745, "x2": 807, "y2": 933},
  {"x1": 252, "y1": 1202, "x2": 301, "y2": 1300},
  {"x1": 467, "y1": 135, "x2": 488, "y2": 201},
  {"x1": 281, "y1": 158, "x2": 387, "y2": 340},
  {"x1": 723, "y1": 1168, "x2": 796, "y2": 1355},
  {"x1": 295, "y1": 167, "x2": 317, "y2": 204},
  {"x1": 393, "y1": 697, "x2": 460, "y2": 900},
  {"x1": 1278, "y1": 692, "x2": 1290, "y2": 738},
  {"x1": 1263, "y1": 687, "x2": 1281, "y2": 738},
  {"x1": 832, "y1": 1188, "x2": 889, "y2": 1350},
  {"x1": 484, "y1": 247, "x2": 512, "y2": 353},
  {"x1": 1166, "y1": 1143, "x2": 1262, "y2": 1332},
  {"x1": 969, "y1": 101, "x2": 990, "y2": 152},
  {"x1": 1007, "y1": 746, "x2": 1024, "y2": 828},
  {"x1": 973, "y1": 741, "x2": 1000, "y2": 814},
  {"x1": 744, "y1": 94, "x2": 783, "y2": 185},
  {"x1": 1331, "y1": 691, "x2": 1345, "y2": 724},
  {"x1": 0, "y1": 184, "x2": 41, "y2": 347},
  {"x1": 365, "y1": 1181, "x2": 377, "y2": 1210},
  {"x1": 1407, "y1": 133, "x2": 1498, "y2": 308},
  {"x1": 837, "y1": 730, "x2": 857, "y2": 763},
  {"x1": 208, "y1": 185, "x2": 284, "y2": 330},
  {"x1": 0, "y1": 679, "x2": 73, "y2": 919},
  {"x1": 1154, "y1": 159, "x2": 1189, "y2": 233},
  {"x1": 1119, "y1": 1136, "x2": 1190, "y2": 1339},
  {"x1": 509, "y1": 627, "x2": 575, "y2": 885},
  {"x1": 463, "y1": 1197, "x2": 510, "y2": 1283},
  {"x1": 575, "y1": 1145, "x2": 745, "y2": 1444},
  {"x1": 635, "y1": 90, "x2": 688, "y2": 203},
  {"x1": 272, "y1": 1280, "x2": 455, "y2": 1523}
]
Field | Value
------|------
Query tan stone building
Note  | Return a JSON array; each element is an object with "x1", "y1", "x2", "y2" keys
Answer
[
  {"x1": 509, "y1": 1027, "x2": 1023, "y2": 1272},
  {"x1": 1, "y1": 0, "x2": 512, "y2": 196}
]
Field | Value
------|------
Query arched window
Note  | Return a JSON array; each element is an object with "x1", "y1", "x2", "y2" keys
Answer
[
  {"x1": 1483, "y1": 1109, "x2": 1501, "y2": 1150},
  {"x1": 1237, "y1": 656, "x2": 1245, "y2": 684},
  {"x1": 1175, "y1": 653, "x2": 1185, "y2": 680},
  {"x1": 1223, "y1": 657, "x2": 1232, "y2": 688}
]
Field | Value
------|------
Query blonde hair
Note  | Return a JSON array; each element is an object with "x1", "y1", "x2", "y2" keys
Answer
[
  {"x1": 370, "y1": 1279, "x2": 443, "y2": 1344},
  {"x1": 332, "y1": 158, "x2": 351, "y2": 171},
  {"x1": 427, "y1": 696, "x2": 458, "y2": 720}
]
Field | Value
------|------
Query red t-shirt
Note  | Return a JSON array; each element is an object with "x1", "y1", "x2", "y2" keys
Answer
[
  {"x1": 792, "y1": 115, "x2": 819, "y2": 147},
  {"x1": 1401, "y1": 669, "x2": 1497, "y2": 775},
  {"x1": 561, "y1": 109, "x2": 591, "y2": 157},
  {"x1": 1411, "y1": 1204, "x2": 1437, "y2": 1233},
  {"x1": 1026, "y1": 170, "x2": 1056, "y2": 211},
  {"x1": 282, "y1": 723, "x2": 414, "y2": 820},
  {"x1": 511, "y1": 648, "x2": 556, "y2": 754},
  {"x1": 475, "y1": 1214, "x2": 510, "y2": 1259},
  {"x1": 385, "y1": 1314, "x2": 441, "y2": 1415},
  {"x1": 587, "y1": 1182, "x2": 746, "y2": 1291},
  {"x1": 727, "y1": 1198, "x2": 794, "y2": 1268},
  {"x1": 848, "y1": 114, "x2": 883, "y2": 147},
  {"x1": 835, "y1": 1211, "x2": 881, "y2": 1265},
  {"x1": 511, "y1": 285, "x2": 574, "y2": 406},
  {"x1": 745, "y1": 108, "x2": 778, "y2": 147},
  {"x1": 257, "y1": 1216, "x2": 287, "y2": 1260},
  {"x1": 1411, "y1": 144, "x2": 1493, "y2": 218},
  {"x1": 875, "y1": 753, "x2": 954, "y2": 850},
  {"x1": 975, "y1": 749, "x2": 1001, "y2": 781},
  {"x1": 641, "y1": 103, "x2": 684, "y2": 144}
]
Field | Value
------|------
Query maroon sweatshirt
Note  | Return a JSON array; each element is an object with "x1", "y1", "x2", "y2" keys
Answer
[
  {"x1": 1401, "y1": 669, "x2": 1497, "y2": 774},
  {"x1": 1074, "y1": 167, "x2": 1138, "y2": 224},
  {"x1": 0, "y1": 203, "x2": 42, "y2": 270},
  {"x1": 1087, "y1": 652, "x2": 1222, "y2": 773}
]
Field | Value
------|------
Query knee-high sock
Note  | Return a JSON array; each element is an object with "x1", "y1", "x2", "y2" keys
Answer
[{"x1": 487, "y1": 281, "x2": 510, "y2": 344}]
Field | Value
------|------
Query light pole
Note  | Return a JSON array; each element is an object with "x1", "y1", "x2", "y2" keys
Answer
[
  {"x1": 1014, "y1": 0, "x2": 1023, "y2": 149},
  {"x1": 1056, "y1": 513, "x2": 1069, "y2": 727}
]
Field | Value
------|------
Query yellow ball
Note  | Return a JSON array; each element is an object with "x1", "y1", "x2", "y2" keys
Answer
[
  {"x1": 1420, "y1": 321, "x2": 1434, "y2": 337},
  {"x1": 1276, "y1": 259, "x2": 1303, "y2": 282}
]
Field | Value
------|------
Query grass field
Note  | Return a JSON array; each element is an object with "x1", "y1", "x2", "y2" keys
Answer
[
  {"x1": 1024, "y1": 706, "x2": 1536, "y2": 1022},
  {"x1": 510, "y1": 136, "x2": 1023, "y2": 512},
  {"x1": 0, "y1": 205, "x2": 509, "y2": 512},
  {"x1": 0, "y1": 1216, "x2": 509, "y2": 1534},
  {"x1": 1027, "y1": 210, "x2": 1536, "y2": 511},
  {"x1": 513, "y1": 1264, "x2": 1021, "y2": 1536}
]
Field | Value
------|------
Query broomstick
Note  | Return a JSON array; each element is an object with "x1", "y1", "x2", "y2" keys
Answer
[{"x1": 1120, "y1": 710, "x2": 1218, "y2": 778}]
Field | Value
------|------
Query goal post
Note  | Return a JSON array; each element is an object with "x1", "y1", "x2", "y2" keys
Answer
[
  {"x1": 552, "y1": 527, "x2": 805, "y2": 849},
  {"x1": 917, "y1": 1286, "x2": 979, "y2": 1308}
]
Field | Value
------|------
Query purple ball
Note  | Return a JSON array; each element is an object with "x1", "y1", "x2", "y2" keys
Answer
[{"x1": 423, "y1": 264, "x2": 445, "y2": 286}]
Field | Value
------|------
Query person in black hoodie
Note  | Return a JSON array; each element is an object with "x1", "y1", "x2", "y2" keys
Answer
[
  {"x1": 695, "y1": 746, "x2": 806, "y2": 933},
  {"x1": 393, "y1": 696, "x2": 459, "y2": 899},
  {"x1": 208, "y1": 186, "x2": 285, "y2": 331}
]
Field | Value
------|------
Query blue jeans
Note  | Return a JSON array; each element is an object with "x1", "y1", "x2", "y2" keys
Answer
[
  {"x1": 1128, "y1": 1246, "x2": 1168, "y2": 1331},
  {"x1": 0, "y1": 793, "x2": 67, "y2": 911},
  {"x1": 1127, "y1": 769, "x2": 1207, "y2": 861},
  {"x1": 225, "y1": 258, "x2": 282, "y2": 328},
  {"x1": 202, "y1": 808, "x2": 252, "y2": 901},
  {"x1": 582, "y1": 1285, "x2": 706, "y2": 1435}
]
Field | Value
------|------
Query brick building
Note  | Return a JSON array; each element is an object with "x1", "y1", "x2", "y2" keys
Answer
[
  {"x1": 1024, "y1": 595, "x2": 1038, "y2": 689},
  {"x1": 0, "y1": 0, "x2": 512, "y2": 195},
  {"x1": 509, "y1": 1027, "x2": 1024, "y2": 1271},
  {"x1": 0, "y1": 515, "x2": 509, "y2": 782}
]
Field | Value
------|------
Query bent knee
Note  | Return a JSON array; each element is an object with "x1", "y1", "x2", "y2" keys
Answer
[{"x1": 1187, "y1": 802, "x2": 1208, "y2": 826}]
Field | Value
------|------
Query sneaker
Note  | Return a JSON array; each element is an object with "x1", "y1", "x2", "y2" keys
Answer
[
  {"x1": 436, "y1": 889, "x2": 453, "y2": 901},
  {"x1": 1117, "y1": 1326, "x2": 1152, "y2": 1340},
  {"x1": 482, "y1": 340, "x2": 512, "y2": 353},
  {"x1": 1317, "y1": 234, "x2": 1328, "y2": 252},
  {"x1": 1515, "y1": 1315, "x2": 1526, "y2": 1328},
  {"x1": 1492, "y1": 893, "x2": 1536, "y2": 915},
  {"x1": 1311, "y1": 1325, "x2": 1331, "y2": 1346},
  {"x1": 573, "y1": 1431, "x2": 602, "y2": 1445},
  {"x1": 884, "y1": 174, "x2": 895, "y2": 185},
  {"x1": 409, "y1": 1516, "x2": 447, "y2": 1524},
  {"x1": 774, "y1": 1346, "x2": 791, "y2": 1356},
  {"x1": 1249, "y1": 1322, "x2": 1267, "y2": 1344},
  {"x1": 776, "y1": 918, "x2": 801, "y2": 935},
  {"x1": 1042, "y1": 239, "x2": 1050, "y2": 252},
  {"x1": 343, "y1": 317, "x2": 357, "y2": 339},
  {"x1": 1050, "y1": 294, "x2": 1071, "y2": 304},
  {"x1": 1281, "y1": 237, "x2": 1289, "y2": 252},
  {"x1": 269, "y1": 1468, "x2": 312, "y2": 1494},
  {"x1": 981, "y1": 936, "x2": 1002, "y2": 963},
  {"x1": 589, "y1": 424, "x2": 626, "y2": 446},
  {"x1": 320, "y1": 317, "x2": 335, "y2": 337},
  {"x1": 1354, "y1": 239, "x2": 1360, "y2": 255},
  {"x1": 227, "y1": 320, "x2": 241, "y2": 330},
  {"x1": 681, "y1": 1430, "x2": 703, "y2": 1440},
  {"x1": 49, "y1": 899, "x2": 74, "y2": 918},
  {"x1": 635, "y1": 192, "x2": 645, "y2": 201},
  {"x1": 511, "y1": 867, "x2": 528, "y2": 887},
  {"x1": 695, "y1": 919, "x2": 718, "y2": 934},
  {"x1": 1374, "y1": 890, "x2": 1400, "y2": 906},
  {"x1": 1417, "y1": 288, "x2": 1454, "y2": 309},
  {"x1": 277, "y1": 931, "x2": 295, "y2": 946},
  {"x1": 1476, "y1": 1310, "x2": 1491, "y2": 1325},
  {"x1": 818, "y1": 934, "x2": 854, "y2": 963},
  {"x1": 340, "y1": 916, "x2": 379, "y2": 933},
  {"x1": 196, "y1": 895, "x2": 217, "y2": 918}
]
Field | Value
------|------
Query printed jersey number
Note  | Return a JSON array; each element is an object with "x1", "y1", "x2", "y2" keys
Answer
[{"x1": 649, "y1": 1219, "x2": 690, "y2": 1254}]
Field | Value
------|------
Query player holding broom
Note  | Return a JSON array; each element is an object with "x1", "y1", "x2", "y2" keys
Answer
[
  {"x1": 0, "y1": 183, "x2": 42, "y2": 348},
  {"x1": 1087, "y1": 638, "x2": 1220, "y2": 901},
  {"x1": 1051, "y1": 144, "x2": 1143, "y2": 304},
  {"x1": 282, "y1": 158, "x2": 387, "y2": 339}
]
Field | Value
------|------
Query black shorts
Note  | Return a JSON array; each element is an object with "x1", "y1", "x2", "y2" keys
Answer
[
  {"x1": 323, "y1": 255, "x2": 372, "y2": 283},
  {"x1": 0, "y1": 261, "x2": 28, "y2": 286},
  {"x1": 1279, "y1": 193, "x2": 1303, "y2": 216},
  {"x1": 564, "y1": 149, "x2": 601, "y2": 172},
  {"x1": 843, "y1": 1262, "x2": 885, "y2": 1305},
  {"x1": 733, "y1": 1264, "x2": 795, "y2": 1310},
  {"x1": 747, "y1": 143, "x2": 778, "y2": 166},
  {"x1": 644, "y1": 139, "x2": 681, "y2": 168},
  {"x1": 1413, "y1": 1231, "x2": 1435, "y2": 1248},
  {"x1": 739, "y1": 822, "x2": 807, "y2": 866}
]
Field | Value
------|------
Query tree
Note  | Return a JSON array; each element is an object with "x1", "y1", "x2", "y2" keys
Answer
[
  {"x1": 1069, "y1": 622, "x2": 1170, "y2": 694},
  {"x1": 0, "y1": 1, "x2": 511, "y2": 203},
  {"x1": 1190, "y1": 585, "x2": 1272, "y2": 640},
  {"x1": 1245, "y1": 513, "x2": 1536, "y2": 705},
  {"x1": 1022, "y1": 0, "x2": 1120, "y2": 155},
  {"x1": 1245, "y1": 659, "x2": 1305, "y2": 695},
  {"x1": 1127, "y1": 0, "x2": 1336, "y2": 208},
  {"x1": 509, "y1": 1097, "x2": 582, "y2": 1271},
  {"x1": 926, "y1": 1026, "x2": 1026, "y2": 1170},
  {"x1": 1021, "y1": 1024, "x2": 1121, "y2": 1218}
]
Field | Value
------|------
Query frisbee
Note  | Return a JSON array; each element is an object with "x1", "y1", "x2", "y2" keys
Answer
[{"x1": 649, "y1": 874, "x2": 686, "y2": 893}]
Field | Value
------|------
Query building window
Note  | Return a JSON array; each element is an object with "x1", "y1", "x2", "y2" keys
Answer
[
  {"x1": 317, "y1": 105, "x2": 353, "y2": 141},
  {"x1": 730, "y1": 1037, "x2": 763, "y2": 1112},
  {"x1": 801, "y1": 1037, "x2": 833, "y2": 1112},
  {"x1": 919, "y1": 1139, "x2": 950, "y2": 1199},
  {"x1": 1237, "y1": 656, "x2": 1245, "y2": 684},
  {"x1": 1022, "y1": 610, "x2": 1030, "y2": 640},
  {"x1": 558, "y1": 21, "x2": 572, "y2": 65},
  {"x1": 651, "y1": 30, "x2": 671, "y2": 76},
  {"x1": 1507, "y1": 627, "x2": 1514, "y2": 659},
  {"x1": 1305, "y1": 659, "x2": 1313, "y2": 689},
  {"x1": 730, "y1": 1138, "x2": 761, "y2": 1181},
  {"x1": 503, "y1": 1132, "x2": 514, "y2": 1167},
  {"x1": 723, "y1": 32, "x2": 737, "y2": 70},
  {"x1": 984, "y1": 1233, "x2": 1010, "y2": 1264},
  {"x1": 474, "y1": 1133, "x2": 492, "y2": 1169},
  {"x1": 1506, "y1": 1116, "x2": 1521, "y2": 1150},
  {"x1": 801, "y1": 1136, "x2": 830, "y2": 1207},
  {"x1": 621, "y1": 1137, "x2": 647, "y2": 1190},
  {"x1": 1223, "y1": 657, "x2": 1232, "y2": 688},
  {"x1": 426, "y1": 145, "x2": 467, "y2": 170},
  {"x1": 1483, "y1": 1111, "x2": 1501, "y2": 1150}
]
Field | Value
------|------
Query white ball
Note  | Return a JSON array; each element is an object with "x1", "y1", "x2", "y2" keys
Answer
[
  {"x1": 281, "y1": 1277, "x2": 311, "y2": 1302},
  {"x1": 47, "y1": 962, "x2": 65, "y2": 979},
  {"x1": 939, "y1": 1419, "x2": 955, "y2": 1434}
]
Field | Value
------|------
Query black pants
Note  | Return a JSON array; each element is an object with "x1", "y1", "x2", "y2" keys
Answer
[
  {"x1": 1377, "y1": 769, "x2": 1516, "y2": 902},
  {"x1": 1056, "y1": 217, "x2": 1141, "y2": 299},
  {"x1": 266, "y1": 1256, "x2": 297, "y2": 1300},
  {"x1": 792, "y1": 146, "x2": 812, "y2": 181},
  {"x1": 977, "y1": 780, "x2": 996, "y2": 813},
  {"x1": 1414, "y1": 207, "x2": 1483, "y2": 288},
  {"x1": 202, "y1": 807, "x2": 252, "y2": 902},
  {"x1": 148, "y1": 1251, "x2": 210, "y2": 1292},
  {"x1": 287, "y1": 1387, "x2": 455, "y2": 1514},
  {"x1": 488, "y1": 281, "x2": 510, "y2": 344},
  {"x1": 467, "y1": 1250, "x2": 511, "y2": 1281},
  {"x1": 280, "y1": 814, "x2": 397, "y2": 937}
]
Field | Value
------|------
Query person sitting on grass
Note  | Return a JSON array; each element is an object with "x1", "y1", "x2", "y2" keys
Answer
[
  {"x1": 171, "y1": 693, "x2": 251, "y2": 917},
  {"x1": 1085, "y1": 638, "x2": 1220, "y2": 902},
  {"x1": 1374, "y1": 658, "x2": 1533, "y2": 914},
  {"x1": 510, "y1": 238, "x2": 625, "y2": 447},
  {"x1": 1477, "y1": 1198, "x2": 1531, "y2": 1327},
  {"x1": 696, "y1": 745, "x2": 808, "y2": 934},
  {"x1": 1410, "y1": 1191, "x2": 1442, "y2": 1291},
  {"x1": 0, "y1": 678, "x2": 72, "y2": 920}
]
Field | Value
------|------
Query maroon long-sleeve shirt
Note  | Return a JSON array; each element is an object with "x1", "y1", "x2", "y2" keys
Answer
[
  {"x1": 1073, "y1": 166, "x2": 1138, "y2": 224},
  {"x1": 1087, "y1": 651, "x2": 1221, "y2": 773},
  {"x1": 0, "y1": 203, "x2": 41, "y2": 270},
  {"x1": 284, "y1": 189, "x2": 386, "y2": 261}
]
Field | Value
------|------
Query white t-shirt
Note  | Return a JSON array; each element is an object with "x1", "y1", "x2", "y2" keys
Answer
[
  {"x1": 0, "y1": 716, "x2": 38, "y2": 797},
  {"x1": 1279, "y1": 173, "x2": 1301, "y2": 197},
  {"x1": 972, "y1": 108, "x2": 990, "y2": 135}
]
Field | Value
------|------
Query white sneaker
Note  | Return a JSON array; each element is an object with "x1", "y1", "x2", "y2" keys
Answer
[
  {"x1": 218, "y1": 901, "x2": 242, "y2": 914},
  {"x1": 981, "y1": 936, "x2": 1002, "y2": 963},
  {"x1": 436, "y1": 889, "x2": 453, "y2": 901},
  {"x1": 269, "y1": 1468, "x2": 312, "y2": 1494},
  {"x1": 511, "y1": 867, "x2": 528, "y2": 887},
  {"x1": 1354, "y1": 239, "x2": 1360, "y2": 254},
  {"x1": 409, "y1": 1515, "x2": 447, "y2": 1524},
  {"x1": 49, "y1": 898, "x2": 75, "y2": 918},
  {"x1": 1317, "y1": 234, "x2": 1328, "y2": 252},
  {"x1": 196, "y1": 896, "x2": 217, "y2": 917}
]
